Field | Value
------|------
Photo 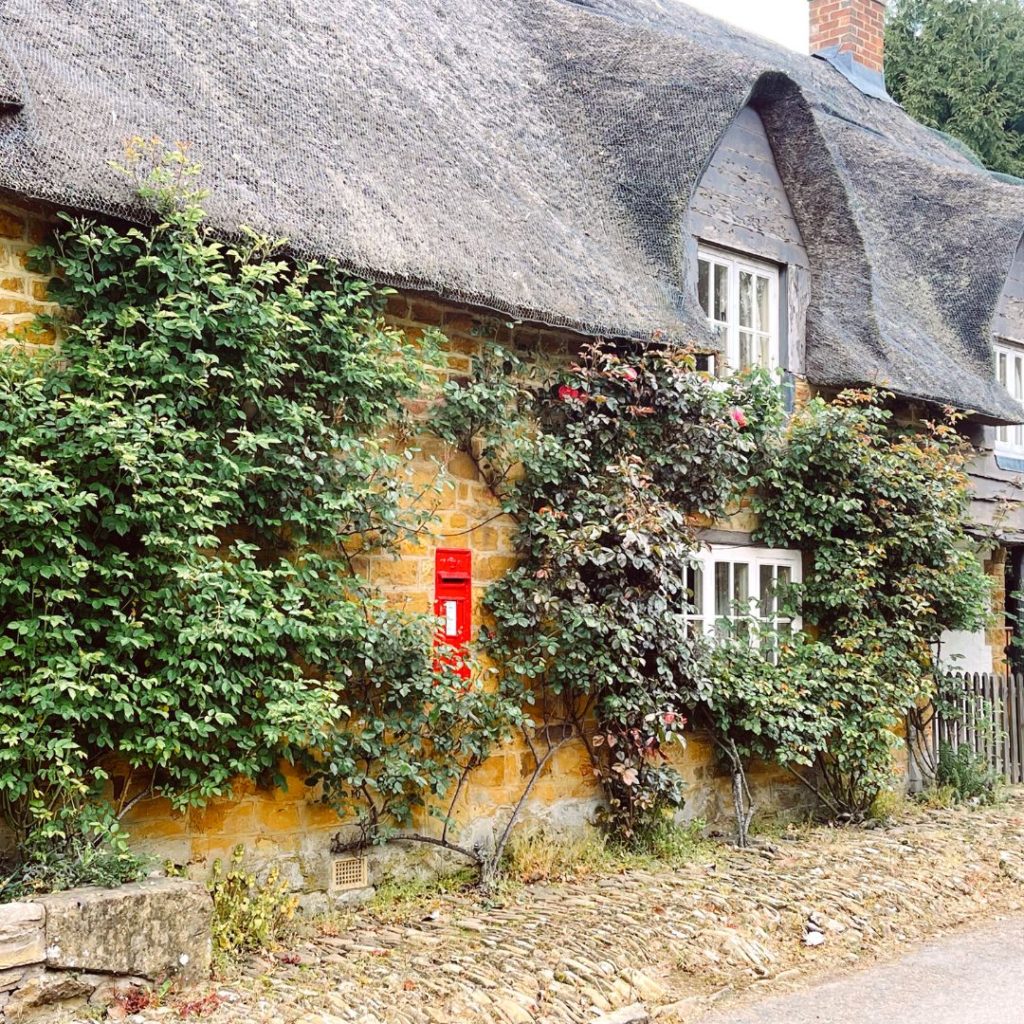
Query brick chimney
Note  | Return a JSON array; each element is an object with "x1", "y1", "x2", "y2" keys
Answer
[{"x1": 809, "y1": 0, "x2": 886, "y2": 75}]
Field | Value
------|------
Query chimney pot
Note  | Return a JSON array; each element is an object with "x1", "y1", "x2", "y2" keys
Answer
[{"x1": 809, "y1": 0, "x2": 887, "y2": 74}]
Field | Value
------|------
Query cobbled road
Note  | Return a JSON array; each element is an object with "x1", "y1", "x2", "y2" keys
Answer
[{"x1": 137, "y1": 794, "x2": 1024, "y2": 1024}]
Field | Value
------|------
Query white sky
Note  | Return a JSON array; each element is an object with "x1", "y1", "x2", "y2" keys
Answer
[{"x1": 683, "y1": 0, "x2": 810, "y2": 53}]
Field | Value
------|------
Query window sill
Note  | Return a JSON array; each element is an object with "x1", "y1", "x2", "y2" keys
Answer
[{"x1": 995, "y1": 453, "x2": 1024, "y2": 474}]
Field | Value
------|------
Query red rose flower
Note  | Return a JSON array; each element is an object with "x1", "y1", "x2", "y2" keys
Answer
[{"x1": 558, "y1": 384, "x2": 585, "y2": 403}]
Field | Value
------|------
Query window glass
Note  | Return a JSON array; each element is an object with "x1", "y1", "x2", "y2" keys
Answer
[
  {"x1": 739, "y1": 271, "x2": 753, "y2": 328},
  {"x1": 733, "y1": 562, "x2": 749, "y2": 607},
  {"x1": 739, "y1": 332, "x2": 753, "y2": 371},
  {"x1": 713, "y1": 263, "x2": 728, "y2": 324},
  {"x1": 759, "y1": 564, "x2": 775, "y2": 615},
  {"x1": 686, "y1": 564, "x2": 704, "y2": 636},
  {"x1": 714, "y1": 562, "x2": 730, "y2": 618},
  {"x1": 756, "y1": 276, "x2": 770, "y2": 332},
  {"x1": 1015, "y1": 359, "x2": 1023, "y2": 448}
]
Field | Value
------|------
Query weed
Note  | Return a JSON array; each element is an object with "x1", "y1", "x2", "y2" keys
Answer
[
  {"x1": 503, "y1": 819, "x2": 713, "y2": 883},
  {"x1": 368, "y1": 868, "x2": 477, "y2": 922},
  {"x1": 869, "y1": 788, "x2": 911, "y2": 822},
  {"x1": 208, "y1": 846, "x2": 298, "y2": 965},
  {"x1": 935, "y1": 742, "x2": 1002, "y2": 805}
]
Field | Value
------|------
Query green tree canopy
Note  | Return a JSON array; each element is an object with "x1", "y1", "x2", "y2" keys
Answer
[{"x1": 886, "y1": 0, "x2": 1024, "y2": 178}]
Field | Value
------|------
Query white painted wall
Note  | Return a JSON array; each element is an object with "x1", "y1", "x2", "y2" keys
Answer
[{"x1": 938, "y1": 629, "x2": 993, "y2": 675}]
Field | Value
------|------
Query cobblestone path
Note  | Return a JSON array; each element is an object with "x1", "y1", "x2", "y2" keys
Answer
[{"x1": 137, "y1": 795, "x2": 1024, "y2": 1024}]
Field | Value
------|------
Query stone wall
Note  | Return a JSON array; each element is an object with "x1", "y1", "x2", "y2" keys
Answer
[
  {"x1": 0, "y1": 879, "x2": 211, "y2": 1022},
  {"x1": 0, "y1": 199, "x2": 59, "y2": 350}
]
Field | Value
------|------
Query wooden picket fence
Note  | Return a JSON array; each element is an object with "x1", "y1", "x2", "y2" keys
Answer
[{"x1": 916, "y1": 672, "x2": 1024, "y2": 784}]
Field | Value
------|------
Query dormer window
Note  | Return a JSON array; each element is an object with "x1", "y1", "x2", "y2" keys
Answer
[
  {"x1": 995, "y1": 341, "x2": 1024, "y2": 457},
  {"x1": 697, "y1": 246, "x2": 780, "y2": 374}
]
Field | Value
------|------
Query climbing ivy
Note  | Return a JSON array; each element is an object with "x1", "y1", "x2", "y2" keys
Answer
[
  {"x1": 433, "y1": 340, "x2": 781, "y2": 843},
  {"x1": 437, "y1": 361, "x2": 989, "y2": 839},
  {"x1": 0, "y1": 146, "x2": 516, "y2": 879},
  {"x1": 717, "y1": 390, "x2": 990, "y2": 819}
]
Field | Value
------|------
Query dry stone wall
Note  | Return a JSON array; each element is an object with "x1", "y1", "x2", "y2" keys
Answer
[{"x1": 0, "y1": 879, "x2": 211, "y2": 1022}]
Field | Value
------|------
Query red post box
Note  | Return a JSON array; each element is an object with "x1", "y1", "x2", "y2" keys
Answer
[{"x1": 434, "y1": 548, "x2": 472, "y2": 679}]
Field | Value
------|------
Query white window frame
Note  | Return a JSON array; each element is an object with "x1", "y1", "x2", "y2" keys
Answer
[
  {"x1": 685, "y1": 545, "x2": 802, "y2": 649},
  {"x1": 995, "y1": 340, "x2": 1024, "y2": 457},
  {"x1": 697, "y1": 245, "x2": 781, "y2": 375}
]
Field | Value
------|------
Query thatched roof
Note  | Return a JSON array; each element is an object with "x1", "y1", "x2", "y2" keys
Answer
[{"x1": 0, "y1": 0, "x2": 1021, "y2": 421}]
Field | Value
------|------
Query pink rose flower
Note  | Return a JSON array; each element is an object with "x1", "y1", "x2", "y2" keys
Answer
[
  {"x1": 621, "y1": 366, "x2": 638, "y2": 382},
  {"x1": 558, "y1": 384, "x2": 586, "y2": 403},
  {"x1": 729, "y1": 407, "x2": 748, "y2": 429}
]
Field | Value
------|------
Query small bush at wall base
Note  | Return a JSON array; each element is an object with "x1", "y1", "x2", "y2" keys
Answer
[
  {"x1": 208, "y1": 845, "x2": 298, "y2": 963},
  {"x1": 935, "y1": 742, "x2": 1001, "y2": 805},
  {"x1": 0, "y1": 799, "x2": 147, "y2": 903}
]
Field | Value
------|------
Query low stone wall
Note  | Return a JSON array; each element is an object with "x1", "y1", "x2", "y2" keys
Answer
[{"x1": 0, "y1": 879, "x2": 211, "y2": 1022}]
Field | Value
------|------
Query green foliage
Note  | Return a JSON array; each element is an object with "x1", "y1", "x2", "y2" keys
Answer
[
  {"x1": 435, "y1": 340, "x2": 781, "y2": 842},
  {"x1": 0, "y1": 146, "x2": 517, "y2": 861},
  {"x1": 730, "y1": 391, "x2": 989, "y2": 816},
  {"x1": 1, "y1": 797, "x2": 147, "y2": 902},
  {"x1": 368, "y1": 868, "x2": 478, "y2": 920},
  {"x1": 935, "y1": 741, "x2": 1001, "y2": 804},
  {"x1": 704, "y1": 627, "x2": 836, "y2": 774},
  {"x1": 208, "y1": 845, "x2": 297, "y2": 961},
  {"x1": 887, "y1": 0, "x2": 1024, "y2": 178}
]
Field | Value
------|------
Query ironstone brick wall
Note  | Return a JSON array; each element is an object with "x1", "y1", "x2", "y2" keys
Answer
[{"x1": 0, "y1": 201, "x2": 59, "y2": 347}]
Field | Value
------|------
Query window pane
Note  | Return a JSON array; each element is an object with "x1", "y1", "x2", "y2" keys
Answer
[
  {"x1": 758, "y1": 334, "x2": 770, "y2": 368},
  {"x1": 1017, "y1": 357, "x2": 1023, "y2": 445},
  {"x1": 715, "y1": 562, "x2": 730, "y2": 618},
  {"x1": 698, "y1": 259, "x2": 710, "y2": 316},
  {"x1": 756, "y1": 275, "x2": 770, "y2": 333},
  {"x1": 739, "y1": 271, "x2": 753, "y2": 328},
  {"x1": 686, "y1": 565, "x2": 704, "y2": 616},
  {"x1": 713, "y1": 264, "x2": 728, "y2": 323},
  {"x1": 999, "y1": 352, "x2": 1007, "y2": 387},
  {"x1": 759, "y1": 564, "x2": 775, "y2": 617},
  {"x1": 739, "y1": 332, "x2": 753, "y2": 371},
  {"x1": 733, "y1": 562, "x2": 749, "y2": 609},
  {"x1": 777, "y1": 565, "x2": 792, "y2": 620}
]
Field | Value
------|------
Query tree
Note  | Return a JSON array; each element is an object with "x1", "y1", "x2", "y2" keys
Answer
[{"x1": 886, "y1": 0, "x2": 1024, "y2": 178}]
